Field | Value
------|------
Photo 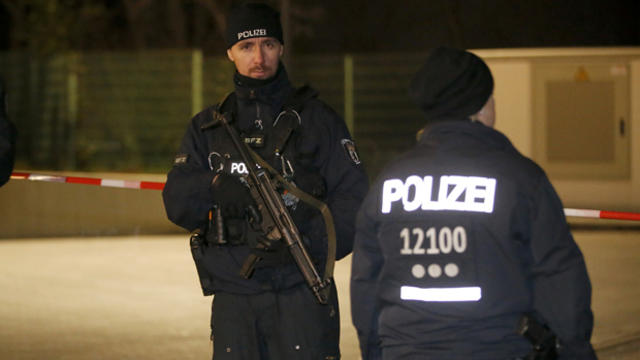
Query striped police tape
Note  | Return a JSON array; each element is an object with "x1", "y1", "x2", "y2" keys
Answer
[
  {"x1": 10, "y1": 172, "x2": 164, "y2": 191},
  {"x1": 9, "y1": 172, "x2": 640, "y2": 221}
]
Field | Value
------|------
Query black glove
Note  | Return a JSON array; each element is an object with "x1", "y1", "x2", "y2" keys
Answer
[
  {"x1": 248, "y1": 232, "x2": 293, "y2": 268},
  {"x1": 210, "y1": 173, "x2": 256, "y2": 219}
]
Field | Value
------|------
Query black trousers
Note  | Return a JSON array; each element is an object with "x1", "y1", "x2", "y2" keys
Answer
[
  {"x1": 210, "y1": 281, "x2": 340, "y2": 360},
  {"x1": 380, "y1": 346, "x2": 531, "y2": 360}
]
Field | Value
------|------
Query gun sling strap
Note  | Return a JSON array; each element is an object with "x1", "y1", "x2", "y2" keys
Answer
[{"x1": 248, "y1": 147, "x2": 337, "y2": 281}]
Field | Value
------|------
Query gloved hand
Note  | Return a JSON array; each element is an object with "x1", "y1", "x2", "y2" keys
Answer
[
  {"x1": 247, "y1": 232, "x2": 293, "y2": 268},
  {"x1": 210, "y1": 173, "x2": 256, "y2": 219}
]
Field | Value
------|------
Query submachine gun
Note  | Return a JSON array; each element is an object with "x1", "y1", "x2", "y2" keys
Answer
[{"x1": 204, "y1": 106, "x2": 335, "y2": 305}]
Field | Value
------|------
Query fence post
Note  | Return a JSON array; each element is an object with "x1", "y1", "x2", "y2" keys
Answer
[
  {"x1": 191, "y1": 49, "x2": 203, "y2": 116},
  {"x1": 344, "y1": 54, "x2": 354, "y2": 134},
  {"x1": 66, "y1": 52, "x2": 79, "y2": 169}
]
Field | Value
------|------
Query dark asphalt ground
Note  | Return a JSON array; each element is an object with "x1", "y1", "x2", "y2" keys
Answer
[{"x1": 0, "y1": 230, "x2": 638, "y2": 359}]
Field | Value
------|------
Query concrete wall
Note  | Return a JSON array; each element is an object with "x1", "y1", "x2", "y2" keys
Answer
[{"x1": 0, "y1": 172, "x2": 182, "y2": 238}]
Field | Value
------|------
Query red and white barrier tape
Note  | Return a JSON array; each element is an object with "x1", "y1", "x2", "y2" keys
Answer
[
  {"x1": 563, "y1": 208, "x2": 640, "y2": 222},
  {"x1": 9, "y1": 172, "x2": 640, "y2": 221},
  {"x1": 10, "y1": 172, "x2": 164, "y2": 191}
]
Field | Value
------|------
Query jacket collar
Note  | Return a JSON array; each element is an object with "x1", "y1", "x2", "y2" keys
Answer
[
  {"x1": 233, "y1": 63, "x2": 292, "y2": 105},
  {"x1": 417, "y1": 119, "x2": 514, "y2": 151}
]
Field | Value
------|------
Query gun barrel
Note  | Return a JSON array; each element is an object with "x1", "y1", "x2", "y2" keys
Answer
[{"x1": 288, "y1": 239, "x2": 330, "y2": 304}]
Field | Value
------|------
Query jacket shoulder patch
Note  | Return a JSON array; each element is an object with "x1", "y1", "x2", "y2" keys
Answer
[
  {"x1": 341, "y1": 139, "x2": 361, "y2": 165},
  {"x1": 173, "y1": 154, "x2": 189, "y2": 166}
]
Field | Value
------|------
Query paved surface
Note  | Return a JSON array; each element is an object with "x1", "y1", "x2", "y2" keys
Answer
[{"x1": 0, "y1": 230, "x2": 638, "y2": 359}]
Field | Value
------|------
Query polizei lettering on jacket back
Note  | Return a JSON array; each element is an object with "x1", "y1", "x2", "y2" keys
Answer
[
  {"x1": 381, "y1": 175, "x2": 496, "y2": 214},
  {"x1": 237, "y1": 29, "x2": 267, "y2": 40}
]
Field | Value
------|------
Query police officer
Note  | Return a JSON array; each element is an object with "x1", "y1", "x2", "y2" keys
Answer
[
  {"x1": 0, "y1": 77, "x2": 16, "y2": 187},
  {"x1": 162, "y1": 3, "x2": 368, "y2": 359},
  {"x1": 350, "y1": 47, "x2": 596, "y2": 359}
]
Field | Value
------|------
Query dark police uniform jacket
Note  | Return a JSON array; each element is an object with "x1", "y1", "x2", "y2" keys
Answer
[
  {"x1": 163, "y1": 66, "x2": 368, "y2": 295},
  {"x1": 0, "y1": 79, "x2": 16, "y2": 187},
  {"x1": 351, "y1": 120, "x2": 595, "y2": 359}
]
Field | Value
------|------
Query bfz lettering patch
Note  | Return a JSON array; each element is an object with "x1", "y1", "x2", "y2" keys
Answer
[
  {"x1": 173, "y1": 154, "x2": 189, "y2": 166},
  {"x1": 341, "y1": 139, "x2": 361, "y2": 165}
]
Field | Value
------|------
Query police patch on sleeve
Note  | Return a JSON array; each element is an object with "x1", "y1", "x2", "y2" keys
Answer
[
  {"x1": 173, "y1": 154, "x2": 189, "y2": 166},
  {"x1": 341, "y1": 139, "x2": 361, "y2": 165}
]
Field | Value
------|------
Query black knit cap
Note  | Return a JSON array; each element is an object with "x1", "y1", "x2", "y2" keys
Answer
[
  {"x1": 225, "y1": 3, "x2": 283, "y2": 49},
  {"x1": 409, "y1": 47, "x2": 494, "y2": 122}
]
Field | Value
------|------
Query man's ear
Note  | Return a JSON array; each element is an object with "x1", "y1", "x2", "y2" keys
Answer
[
  {"x1": 279, "y1": 45, "x2": 284, "y2": 57},
  {"x1": 227, "y1": 49, "x2": 234, "y2": 62}
]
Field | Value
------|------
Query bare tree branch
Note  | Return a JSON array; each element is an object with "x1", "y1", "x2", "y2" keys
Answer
[
  {"x1": 122, "y1": 0, "x2": 153, "y2": 19},
  {"x1": 193, "y1": 0, "x2": 227, "y2": 42},
  {"x1": 122, "y1": 0, "x2": 154, "y2": 49},
  {"x1": 166, "y1": 0, "x2": 186, "y2": 47}
]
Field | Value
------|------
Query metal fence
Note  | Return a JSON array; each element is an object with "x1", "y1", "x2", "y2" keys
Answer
[{"x1": 1, "y1": 50, "x2": 427, "y2": 178}]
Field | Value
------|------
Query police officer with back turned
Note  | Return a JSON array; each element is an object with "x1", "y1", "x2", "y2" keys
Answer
[
  {"x1": 162, "y1": 3, "x2": 368, "y2": 359},
  {"x1": 350, "y1": 47, "x2": 596, "y2": 360}
]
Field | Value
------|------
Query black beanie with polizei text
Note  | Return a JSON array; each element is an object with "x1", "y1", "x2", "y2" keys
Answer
[{"x1": 225, "y1": 3, "x2": 283, "y2": 49}]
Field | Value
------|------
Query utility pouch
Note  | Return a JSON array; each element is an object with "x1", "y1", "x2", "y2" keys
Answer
[
  {"x1": 517, "y1": 314, "x2": 559, "y2": 360},
  {"x1": 189, "y1": 229, "x2": 214, "y2": 296},
  {"x1": 205, "y1": 206, "x2": 226, "y2": 245},
  {"x1": 206, "y1": 205, "x2": 248, "y2": 246}
]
